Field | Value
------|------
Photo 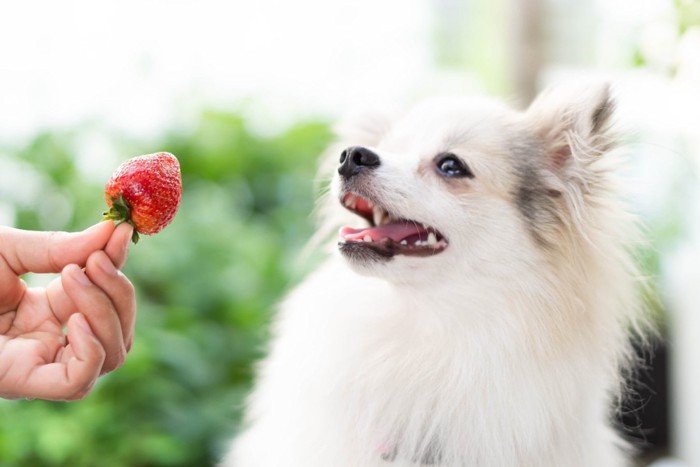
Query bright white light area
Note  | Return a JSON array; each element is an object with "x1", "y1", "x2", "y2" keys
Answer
[{"x1": 0, "y1": 0, "x2": 438, "y2": 141}]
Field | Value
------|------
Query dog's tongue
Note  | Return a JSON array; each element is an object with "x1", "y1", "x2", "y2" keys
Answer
[{"x1": 340, "y1": 221, "x2": 428, "y2": 243}]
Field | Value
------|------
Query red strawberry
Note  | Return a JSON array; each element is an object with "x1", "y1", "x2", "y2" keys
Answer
[{"x1": 103, "y1": 152, "x2": 182, "y2": 243}]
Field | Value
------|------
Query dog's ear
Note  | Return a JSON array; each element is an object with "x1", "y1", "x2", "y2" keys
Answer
[{"x1": 526, "y1": 83, "x2": 615, "y2": 173}]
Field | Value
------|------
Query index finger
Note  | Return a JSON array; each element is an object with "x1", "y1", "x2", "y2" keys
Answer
[{"x1": 0, "y1": 222, "x2": 115, "y2": 275}]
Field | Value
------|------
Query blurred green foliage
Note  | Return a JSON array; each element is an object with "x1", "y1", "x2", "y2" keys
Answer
[{"x1": 0, "y1": 111, "x2": 332, "y2": 466}]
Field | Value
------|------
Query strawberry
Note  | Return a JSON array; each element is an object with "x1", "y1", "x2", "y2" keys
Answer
[{"x1": 103, "y1": 152, "x2": 182, "y2": 243}]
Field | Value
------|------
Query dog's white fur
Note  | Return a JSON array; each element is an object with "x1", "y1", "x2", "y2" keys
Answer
[{"x1": 223, "y1": 84, "x2": 648, "y2": 466}]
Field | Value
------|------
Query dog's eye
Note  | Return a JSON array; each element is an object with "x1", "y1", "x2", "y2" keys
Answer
[{"x1": 436, "y1": 154, "x2": 473, "y2": 178}]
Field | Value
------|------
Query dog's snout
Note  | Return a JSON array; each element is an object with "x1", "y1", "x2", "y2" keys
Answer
[{"x1": 338, "y1": 146, "x2": 381, "y2": 179}]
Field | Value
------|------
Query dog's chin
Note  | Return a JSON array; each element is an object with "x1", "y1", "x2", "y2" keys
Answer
[
  {"x1": 339, "y1": 240, "x2": 395, "y2": 263},
  {"x1": 338, "y1": 240, "x2": 451, "y2": 283},
  {"x1": 338, "y1": 237, "x2": 447, "y2": 262}
]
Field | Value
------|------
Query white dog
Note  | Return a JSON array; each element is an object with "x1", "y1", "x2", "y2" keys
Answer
[{"x1": 223, "y1": 83, "x2": 648, "y2": 466}]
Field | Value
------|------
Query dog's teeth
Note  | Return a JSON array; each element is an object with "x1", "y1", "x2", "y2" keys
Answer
[
  {"x1": 427, "y1": 232, "x2": 437, "y2": 245},
  {"x1": 363, "y1": 235, "x2": 372, "y2": 242},
  {"x1": 372, "y1": 207, "x2": 387, "y2": 226},
  {"x1": 400, "y1": 240, "x2": 408, "y2": 245},
  {"x1": 372, "y1": 207, "x2": 382, "y2": 226},
  {"x1": 344, "y1": 194, "x2": 355, "y2": 209}
]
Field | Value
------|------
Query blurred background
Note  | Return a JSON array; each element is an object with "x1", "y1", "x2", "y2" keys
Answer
[{"x1": 0, "y1": 0, "x2": 698, "y2": 465}]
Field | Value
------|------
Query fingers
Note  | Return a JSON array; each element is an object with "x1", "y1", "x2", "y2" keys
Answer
[
  {"x1": 85, "y1": 250, "x2": 137, "y2": 352},
  {"x1": 44, "y1": 222, "x2": 133, "y2": 323},
  {"x1": 15, "y1": 249, "x2": 136, "y2": 400},
  {"x1": 104, "y1": 222, "x2": 133, "y2": 270},
  {"x1": 0, "y1": 221, "x2": 137, "y2": 401},
  {"x1": 61, "y1": 264, "x2": 128, "y2": 374},
  {"x1": 19, "y1": 313, "x2": 105, "y2": 401},
  {"x1": 0, "y1": 222, "x2": 115, "y2": 275}
]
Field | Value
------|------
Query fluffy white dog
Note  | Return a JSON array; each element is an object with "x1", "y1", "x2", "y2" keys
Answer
[{"x1": 223, "y1": 83, "x2": 648, "y2": 467}]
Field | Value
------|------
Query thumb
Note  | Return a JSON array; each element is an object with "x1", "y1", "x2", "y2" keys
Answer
[{"x1": 0, "y1": 221, "x2": 115, "y2": 275}]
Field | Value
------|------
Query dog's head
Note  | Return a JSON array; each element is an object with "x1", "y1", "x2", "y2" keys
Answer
[{"x1": 323, "y1": 84, "x2": 618, "y2": 283}]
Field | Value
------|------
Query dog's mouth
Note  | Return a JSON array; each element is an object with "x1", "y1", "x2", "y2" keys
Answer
[{"x1": 338, "y1": 192, "x2": 448, "y2": 259}]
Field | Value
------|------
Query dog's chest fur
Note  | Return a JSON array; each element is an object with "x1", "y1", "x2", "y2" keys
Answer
[{"x1": 228, "y1": 259, "x2": 626, "y2": 467}]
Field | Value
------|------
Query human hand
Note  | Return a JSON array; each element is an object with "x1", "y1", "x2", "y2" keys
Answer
[{"x1": 0, "y1": 221, "x2": 135, "y2": 400}]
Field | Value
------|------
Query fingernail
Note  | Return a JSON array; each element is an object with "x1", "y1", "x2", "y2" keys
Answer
[
  {"x1": 85, "y1": 221, "x2": 112, "y2": 234},
  {"x1": 69, "y1": 264, "x2": 92, "y2": 286},
  {"x1": 121, "y1": 226, "x2": 132, "y2": 265},
  {"x1": 73, "y1": 313, "x2": 94, "y2": 335},
  {"x1": 122, "y1": 224, "x2": 134, "y2": 247},
  {"x1": 96, "y1": 252, "x2": 117, "y2": 275}
]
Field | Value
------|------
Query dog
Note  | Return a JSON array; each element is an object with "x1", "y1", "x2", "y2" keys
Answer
[{"x1": 223, "y1": 83, "x2": 648, "y2": 466}]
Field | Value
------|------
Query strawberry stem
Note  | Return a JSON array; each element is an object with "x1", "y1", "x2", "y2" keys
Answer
[{"x1": 102, "y1": 194, "x2": 140, "y2": 244}]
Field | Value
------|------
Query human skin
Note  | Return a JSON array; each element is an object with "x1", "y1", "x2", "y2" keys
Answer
[{"x1": 0, "y1": 221, "x2": 136, "y2": 400}]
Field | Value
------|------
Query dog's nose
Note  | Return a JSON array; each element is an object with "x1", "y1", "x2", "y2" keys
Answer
[{"x1": 338, "y1": 146, "x2": 380, "y2": 178}]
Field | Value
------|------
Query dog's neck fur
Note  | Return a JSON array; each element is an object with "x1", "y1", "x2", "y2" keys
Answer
[{"x1": 289, "y1": 250, "x2": 629, "y2": 466}]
